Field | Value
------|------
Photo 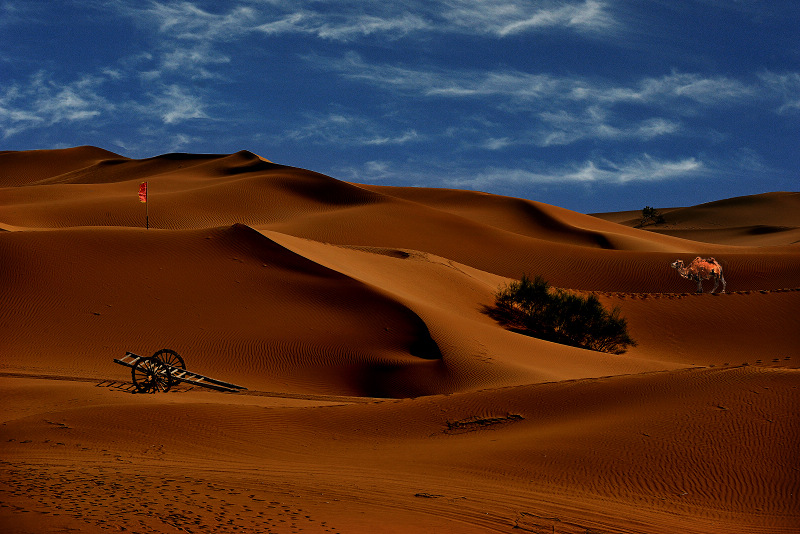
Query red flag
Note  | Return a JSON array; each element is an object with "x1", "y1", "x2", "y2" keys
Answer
[{"x1": 138, "y1": 182, "x2": 147, "y2": 203}]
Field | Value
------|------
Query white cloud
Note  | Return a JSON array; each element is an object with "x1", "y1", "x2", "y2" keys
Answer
[
  {"x1": 134, "y1": 2, "x2": 259, "y2": 41},
  {"x1": 256, "y1": 11, "x2": 430, "y2": 41},
  {"x1": 313, "y1": 53, "x2": 567, "y2": 100},
  {"x1": 149, "y1": 85, "x2": 210, "y2": 124},
  {"x1": 253, "y1": 0, "x2": 615, "y2": 41},
  {"x1": 0, "y1": 1, "x2": 26, "y2": 28},
  {"x1": 118, "y1": 1, "x2": 432, "y2": 43},
  {"x1": 318, "y1": 55, "x2": 764, "y2": 111},
  {"x1": 480, "y1": 137, "x2": 514, "y2": 150},
  {"x1": 560, "y1": 155, "x2": 704, "y2": 183},
  {"x1": 112, "y1": 129, "x2": 203, "y2": 158},
  {"x1": 112, "y1": 2, "x2": 251, "y2": 81},
  {"x1": 361, "y1": 160, "x2": 394, "y2": 180},
  {"x1": 635, "y1": 118, "x2": 680, "y2": 138},
  {"x1": 363, "y1": 130, "x2": 421, "y2": 146},
  {"x1": 116, "y1": 0, "x2": 618, "y2": 45},
  {"x1": 342, "y1": 153, "x2": 707, "y2": 191},
  {"x1": 333, "y1": 159, "x2": 405, "y2": 183},
  {"x1": 447, "y1": 154, "x2": 705, "y2": 189},
  {"x1": 160, "y1": 45, "x2": 230, "y2": 72},
  {"x1": 580, "y1": 72, "x2": 757, "y2": 106},
  {"x1": 444, "y1": 0, "x2": 617, "y2": 37},
  {"x1": 536, "y1": 108, "x2": 680, "y2": 146},
  {"x1": 759, "y1": 71, "x2": 800, "y2": 113},
  {"x1": 135, "y1": 47, "x2": 230, "y2": 82},
  {"x1": 0, "y1": 71, "x2": 113, "y2": 138},
  {"x1": 285, "y1": 112, "x2": 421, "y2": 146},
  {"x1": 467, "y1": 114, "x2": 679, "y2": 150},
  {"x1": 314, "y1": 55, "x2": 774, "y2": 148}
]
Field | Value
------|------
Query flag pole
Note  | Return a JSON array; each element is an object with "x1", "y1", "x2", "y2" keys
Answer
[{"x1": 139, "y1": 182, "x2": 149, "y2": 229}]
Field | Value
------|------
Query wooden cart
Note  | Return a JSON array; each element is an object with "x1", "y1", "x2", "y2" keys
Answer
[{"x1": 114, "y1": 349, "x2": 246, "y2": 393}]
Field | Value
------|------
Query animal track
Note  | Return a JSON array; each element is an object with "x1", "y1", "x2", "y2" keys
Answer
[{"x1": 0, "y1": 463, "x2": 338, "y2": 533}]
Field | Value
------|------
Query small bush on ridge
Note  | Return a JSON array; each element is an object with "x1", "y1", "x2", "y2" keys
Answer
[
  {"x1": 490, "y1": 275, "x2": 636, "y2": 354},
  {"x1": 638, "y1": 206, "x2": 665, "y2": 227}
]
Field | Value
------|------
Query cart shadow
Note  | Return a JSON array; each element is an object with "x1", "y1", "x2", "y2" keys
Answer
[
  {"x1": 95, "y1": 379, "x2": 197, "y2": 394},
  {"x1": 95, "y1": 380, "x2": 137, "y2": 392}
]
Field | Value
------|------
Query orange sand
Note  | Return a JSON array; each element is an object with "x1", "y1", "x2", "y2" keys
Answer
[{"x1": 1, "y1": 147, "x2": 798, "y2": 533}]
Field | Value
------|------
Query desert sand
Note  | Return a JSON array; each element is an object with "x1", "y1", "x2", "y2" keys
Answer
[{"x1": 1, "y1": 146, "x2": 798, "y2": 533}]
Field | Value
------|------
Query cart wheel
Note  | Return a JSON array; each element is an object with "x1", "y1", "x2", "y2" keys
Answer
[
  {"x1": 132, "y1": 357, "x2": 172, "y2": 393},
  {"x1": 152, "y1": 348, "x2": 185, "y2": 373}
]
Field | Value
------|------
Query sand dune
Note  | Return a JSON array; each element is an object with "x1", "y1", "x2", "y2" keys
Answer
[
  {"x1": 592, "y1": 192, "x2": 800, "y2": 246},
  {"x1": 1, "y1": 147, "x2": 798, "y2": 533}
]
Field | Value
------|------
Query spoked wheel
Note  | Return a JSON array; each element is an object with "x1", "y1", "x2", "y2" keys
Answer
[
  {"x1": 132, "y1": 357, "x2": 172, "y2": 393},
  {"x1": 152, "y1": 348, "x2": 185, "y2": 373}
]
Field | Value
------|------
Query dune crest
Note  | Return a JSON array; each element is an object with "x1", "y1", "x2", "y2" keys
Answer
[{"x1": 1, "y1": 147, "x2": 797, "y2": 533}]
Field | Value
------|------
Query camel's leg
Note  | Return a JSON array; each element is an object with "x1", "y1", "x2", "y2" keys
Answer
[
  {"x1": 711, "y1": 276, "x2": 719, "y2": 293},
  {"x1": 720, "y1": 275, "x2": 726, "y2": 293},
  {"x1": 696, "y1": 277, "x2": 703, "y2": 293}
]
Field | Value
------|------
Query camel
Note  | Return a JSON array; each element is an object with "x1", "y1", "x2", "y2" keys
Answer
[{"x1": 671, "y1": 257, "x2": 726, "y2": 293}]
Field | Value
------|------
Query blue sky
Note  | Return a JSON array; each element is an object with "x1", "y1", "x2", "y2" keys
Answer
[{"x1": 1, "y1": 0, "x2": 798, "y2": 212}]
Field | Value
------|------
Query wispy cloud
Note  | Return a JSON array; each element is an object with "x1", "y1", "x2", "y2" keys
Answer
[
  {"x1": 0, "y1": 66, "x2": 211, "y2": 140},
  {"x1": 127, "y1": 1, "x2": 259, "y2": 41},
  {"x1": 479, "y1": 137, "x2": 515, "y2": 150},
  {"x1": 115, "y1": 0, "x2": 619, "y2": 45},
  {"x1": 443, "y1": 0, "x2": 617, "y2": 36},
  {"x1": 128, "y1": 1, "x2": 431, "y2": 43},
  {"x1": 112, "y1": 2, "x2": 248, "y2": 81},
  {"x1": 156, "y1": 44, "x2": 231, "y2": 79},
  {"x1": 759, "y1": 71, "x2": 800, "y2": 113},
  {"x1": 468, "y1": 113, "x2": 679, "y2": 149},
  {"x1": 284, "y1": 112, "x2": 421, "y2": 146},
  {"x1": 536, "y1": 107, "x2": 680, "y2": 146},
  {"x1": 310, "y1": 55, "x2": 775, "y2": 148},
  {"x1": 446, "y1": 155, "x2": 706, "y2": 190},
  {"x1": 339, "y1": 153, "x2": 706, "y2": 191},
  {"x1": 314, "y1": 53, "x2": 566, "y2": 99},
  {"x1": 103, "y1": 2, "x2": 800, "y2": 120},
  {"x1": 577, "y1": 71, "x2": 757, "y2": 106},
  {"x1": 0, "y1": 1, "x2": 25, "y2": 28},
  {"x1": 146, "y1": 84, "x2": 210, "y2": 125},
  {"x1": 113, "y1": 129, "x2": 201, "y2": 157},
  {"x1": 253, "y1": 0, "x2": 616, "y2": 41},
  {"x1": 0, "y1": 71, "x2": 113, "y2": 138},
  {"x1": 559, "y1": 155, "x2": 705, "y2": 183},
  {"x1": 256, "y1": 11, "x2": 430, "y2": 41},
  {"x1": 318, "y1": 54, "x2": 765, "y2": 109}
]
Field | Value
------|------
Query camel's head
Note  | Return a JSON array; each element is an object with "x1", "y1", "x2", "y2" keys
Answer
[{"x1": 670, "y1": 260, "x2": 684, "y2": 270}]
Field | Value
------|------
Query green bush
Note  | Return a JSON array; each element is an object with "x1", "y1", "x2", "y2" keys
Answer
[
  {"x1": 490, "y1": 275, "x2": 636, "y2": 354},
  {"x1": 638, "y1": 206, "x2": 665, "y2": 227}
]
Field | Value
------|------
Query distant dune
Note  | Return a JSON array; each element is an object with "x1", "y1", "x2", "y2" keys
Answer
[
  {"x1": 592, "y1": 191, "x2": 800, "y2": 246},
  {"x1": 1, "y1": 147, "x2": 798, "y2": 533}
]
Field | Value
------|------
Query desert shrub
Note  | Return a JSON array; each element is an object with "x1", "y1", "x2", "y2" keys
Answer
[
  {"x1": 490, "y1": 275, "x2": 636, "y2": 354},
  {"x1": 638, "y1": 206, "x2": 665, "y2": 227}
]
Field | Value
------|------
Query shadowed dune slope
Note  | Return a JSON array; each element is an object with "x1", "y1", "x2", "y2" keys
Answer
[
  {"x1": 0, "y1": 146, "x2": 125, "y2": 186},
  {"x1": 1, "y1": 147, "x2": 798, "y2": 534},
  {"x1": 0, "y1": 225, "x2": 453, "y2": 397}
]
